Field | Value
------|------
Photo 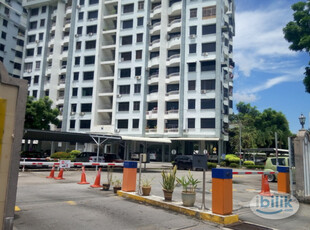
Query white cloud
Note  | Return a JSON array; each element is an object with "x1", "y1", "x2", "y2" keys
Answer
[{"x1": 234, "y1": 92, "x2": 258, "y2": 103}]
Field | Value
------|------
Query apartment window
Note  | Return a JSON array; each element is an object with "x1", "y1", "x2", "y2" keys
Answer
[
  {"x1": 35, "y1": 61, "x2": 40, "y2": 70},
  {"x1": 86, "y1": 25, "x2": 97, "y2": 34},
  {"x1": 189, "y1": 26, "x2": 197, "y2": 35},
  {"x1": 83, "y1": 71, "x2": 94, "y2": 80},
  {"x1": 24, "y1": 63, "x2": 33, "y2": 72},
  {"x1": 133, "y1": 101, "x2": 140, "y2": 111},
  {"x1": 39, "y1": 33, "x2": 44, "y2": 41},
  {"x1": 70, "y1": 120, "x2": 75, "y2": 129},
  {"x1": 78, "y1": 12, "x2": 84, "y2": 20},
  {"x1": 72, "y1": 88, "x2": 78, "y2": 97},
  {"x1": 81, "y1": 103, "x2": 92, "y2": 112},
  {"x1": 89, "y1": 0, "x2": 98, "y2": 5},
  {"x1": 188, "y1": 63, "x2": 196, "y2": 72},
  {"x1": 188, "y1": 99, "x2": 195, "y2": 109},
  {"x1": 1, "y1": 32, "x2": 6, "y2": 40},
  {"x1": 71, "y1": 104, "x2": 77, "y2": 112},
  {"x1": 3, "y1": 19, "x2": 8, "y2": 27},
  {"x1": 88, "y1": 11, "x2": 98, "y2": 20},
  {"x1": 75, "y1": 57, "x2": 80, "y2": 65},
  {"x1": 34, "y1": 75, "x2": 39, "y2": 84},
  {"x1": 74, "y1": 72, "x2": 79, "y2": 81},
  {"x1": 201, "y1": 79, "x2": 216, "y2": 90},
  {"x1": 136, "y1": 34, "x2": 143, "y2": 43},
  {"x1": 123, "y1": 4, "x2": 134, "y2": 13},
  {"x1": 40, "y1": 19, "x2": 45, "y2": 27},
  {"x1": 84, "y1": 56, "x2": 95, "y2": 65},
  {"x1": 76, "y1": 41, "x2": 81, "y2": 50},
  {"x1": 15, "y1": 51, "x2": 23, "y2": 58},
  {"x1": 29, "y1": 21, "x2": 37, "y2": 30},
  {"x1": 32, "y1": 90, "x2": 38, "y2": 98},
  {"x1": 136, "y1": 50, "x2": 142, "y2": 59},
  {"x1": 80, "y1": 120, "x2": 91, "y2": 129},
  {"x1": 82, "y1": 87, "x2": 93, "y2": 96},
  {"x1": 117, "y1": 120, "x2": 128, "y2": 129},
  {"x1": 28, "y1": 35, "x2": 35, "y2": 43},
  {"x1": 45, "y1": 90, "x2": 49, "y2": 96},
  {"x1": 80, "y1": 0, "x2": 85, "y2": 5},
  {"x1": 122, "y1": 19, "x2": 133, "y2": 29},
  {"x1": 37, "y1": 47, "x2": 42, "y2": 55},
  {"x1": 41, "y1": 6, "x2": 46, "y2": 13},
  {"x1": 202, "y1": 6, "x2": 216, "y2": 19},
  {"x1": 188, "y1": 118, "x2": 195, "y2": 128},
  {"x1": 202, "y1": 24, "x2": 216, "y2": 35},
  {"x1": 135, "y1": 67, "x2": 141, "y2": 76},
  {"x1": 17, "y1": 39, "x2": 24, "y2": 46},
  {"x1": 85, "y1": 40, "x2": 96, "y2": 49},
  {"x1": 190, "y1": 8, "x2": 197, "y2": 18},
  {"x1": 201, "y1": 60, "x2": 216, "y2": 71},
  {"x1": 118, "y1": 102, "x2": 129, "y2": 111},
  {"x1": 122, "y1": 35, "x2": 132, "y2": 45},
  {"x1": 189, "y1": 44, "x2": 196, "y2": 54},
  {"x1": 30, "y1": 8, "x2": 39, "y2": 16},
  {"x1": 26, "y1": 48, "x2": 34, "y2": 57},
  {"x1": 4, "y1": 7, "x2": 9, "y2": 15},
  {"x1": 133, "y1": 119, "x2": 139, "y2": 129},
  {"x1": 0, "y1": 44, "x2": 4, "y2": 52},
  {"x1": 201, "y1": 99, "x2": 215, "y2": 109},
  {"x1": 188, "y1": 80, "x2": 196, "y2": 91},
  {"x1": 119, "y1": 85, "x2": 130, "y2": 94},
  {"x1": 134, "y1": 84, "x2": 141, "y2": 93},
  {"x1": 137, "y1": 17, "x2": 143, "y2": 26},
  {"x1": 201, "y1": 118, "x2": 215, "y2": 128},
  {"x1": 77, "y1": 27, "x2": 83, "y2": 35},
  {"x1": 138, "y1": 1, "x2": 144, "y2": 10},
  {"x1": 121, "y1": 52, "x2": 131, "y2": 61},
  {"x1": 120, "y1": 69, "x2": 131, "y2": 78},
  {"x1": 202, "y1": 42, "x2": 216, "y2": 52}
]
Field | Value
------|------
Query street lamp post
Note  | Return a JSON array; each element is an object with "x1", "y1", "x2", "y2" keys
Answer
[{"x1": 299, "y1": 113, "x2": 306, "y2": 130}]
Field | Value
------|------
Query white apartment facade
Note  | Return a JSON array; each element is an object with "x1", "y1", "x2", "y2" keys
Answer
[
  {"x1": 22, "y1": 0, "x2": 235, "y2": 161},
  {"x1": 0, "y1": 0, "x2": 27, "y2": 78}
]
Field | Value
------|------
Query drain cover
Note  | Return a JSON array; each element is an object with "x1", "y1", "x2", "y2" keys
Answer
[{"x1": 226, "y1": 222, "x2": 274, "y2": 230}]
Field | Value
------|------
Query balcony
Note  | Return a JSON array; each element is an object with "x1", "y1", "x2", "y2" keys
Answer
[
  {"x1": 168, "y1": 35, "x2": 180, "y2": 49},
  {"x1": 151, "y1": 5, "x2": 161, "y2": 18},
  {"x1": 148, "y1": 56, "x2": 160, "y2": 68},
  {"x1": 147, "y1": 92, "x2": 159, "y2": 102},
  {"x1": 146, "y1": 109, "x2": 158, "y2": 119},
  {"x1": 164, "y1": 128, "x2": 179, "y2": 133},
  {"x1": 150, "y1": 22, "x2": 161, "y2": 35},
  {"x1": 166, "y1": 72, "x2": 180, "y2": 84},
  {"x1": 167, "y1": 19, "x2": 181, "y2": 33},
  {"x1": 148, "y1": 74, "x2": 159, "y2": 85},
  {"x1": 165, "y1": 90, "x2": 179, "y2": 101},
  {"x1": 149, "y1": 39, "x2": 160, "y2": 51},
  {"x1": 166, "y1": 54, "x2": 180, "y2": 66},
  {"x1": 165, "y1": 109, "x2": 179, "y2": 119},
  {"x1": 168, "y1": 1, "x2": 182, "y2": 16},
  {"x1": 66, "y1": 6, "x2": 72, "y2": 17}
]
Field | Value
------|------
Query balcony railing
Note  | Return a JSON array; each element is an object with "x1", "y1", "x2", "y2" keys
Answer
[
  {"x1": 165, "y1": 90, "x2": 179, "y2": 96},
  {"x1": 167, "y1": 54, "x2": 180, "y2": 61},
  {"x1": 166, "y1": 72, "x2": 180, "y2": 78},
  {"x1": 165, "y1": 109, "x2": 178, "y2": 114}
]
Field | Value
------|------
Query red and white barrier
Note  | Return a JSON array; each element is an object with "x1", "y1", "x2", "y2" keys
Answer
[
  {"x1": 20, "y1": 161, "x2": 124, "y2": 167},
  {"x1": 232, "y1": 171, "x2": 276, "y2": 175},
  {"x1": 20, "y1": 158, "x2": 58, "y2": 161}
]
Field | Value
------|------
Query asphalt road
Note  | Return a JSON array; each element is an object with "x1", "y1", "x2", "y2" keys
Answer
[{"x1": 14, "y1": 166, "x2": 310, "y2": 230}]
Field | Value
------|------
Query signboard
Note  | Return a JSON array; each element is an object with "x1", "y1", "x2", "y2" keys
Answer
[
  {"x1": 193, "y1": 154, "x2": 208, "y2": 170},
  {"x1": 171, "y1": 149, "x2": 177, "y2": 155},
  {"x1": 59, "y1": 160, "x2": 71, "y2": 168}
]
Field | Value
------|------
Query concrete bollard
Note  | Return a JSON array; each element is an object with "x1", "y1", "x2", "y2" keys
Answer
[
  {"x1": 277, "y1": 166, "x2": 290, "y2": 193},
  {"x1": 122, "y1": 161, "x2": 138, "y2": 192},
  {"x1": 212, "y1": 168, "x2": 233, "y2": 215}
]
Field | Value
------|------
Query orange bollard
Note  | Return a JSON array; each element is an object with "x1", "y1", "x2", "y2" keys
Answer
[
  {"x1": 212, "y1": 168, "x2": 233, "y2": 215},
  {"x1": 46, "y1": 166, "x2": 55, "y2": 178},
  {"x1": 122, "y1": 161, "x2": 137, "y2": 192},
  {"x1": 78, "y1": 166, "x2": 90, "y2": 184},
  {"x1": 90, "y1": 168, "x2": 102, "y2": 188},
  {"x1": 259, "y1": 174, "x2": 273, "y2": 196},
  {"x1": 54, "y1": 168, "x2": 65, "y2": 180},
  {"x1": 277, "y1": 166, "x2": 290, "y2": 193}
]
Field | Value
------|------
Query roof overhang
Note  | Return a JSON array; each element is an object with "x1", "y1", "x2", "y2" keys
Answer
[
  {"x1": 169, "y1": 137, "x2": 220, "y2": 141},
  {"x1": 121, "y1": 135, "x2": 171, "y2": 144}
]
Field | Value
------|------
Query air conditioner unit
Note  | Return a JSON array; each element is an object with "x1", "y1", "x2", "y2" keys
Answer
[
  {"x1": 189, "y1": 34, "x2": 196, "y2": 39},
  {"x1": 77, "y1": 5, "x2": 81, "y2": 9},
  {"x1": 70, "y1": 112, "x2": 76, "y2": 115},
  {"x1": 88, "y1": 33, "x2": 93, "y2": 36},
  {"x1": 80, "y1": 112, "x2": 85, "y2": 116},
  {"x1": 27, "y1": 70, "x2": 32, "y2": 73},
  {"x1": 74, "y1": 34, "x2": 79, "y2": 38},
  {"x1": 35, "y1": 40, "x2": 39, "y2": 43},
  {"x1": 135, "y1": 75, "x2": 141, "y2": 80},
  {"x1": 202, "y1": 52, "x2": 209, "y2": 56},
  {"x1": 115, "y1": 129, "x2": 120, "y2": 133},
  {"x1": 117, "y1": 94, "x2": 122, "y2": 98},
  {"x1": 201, "y1": 90, "x2": 207, "y2": 94}
]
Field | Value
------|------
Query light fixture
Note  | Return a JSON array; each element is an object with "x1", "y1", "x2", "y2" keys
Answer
[{"x1": 299, "y1": 113, "x2": 306, "y2": 130}]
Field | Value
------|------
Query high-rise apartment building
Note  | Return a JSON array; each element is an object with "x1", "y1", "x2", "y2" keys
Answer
[
  {"x1": 0, "y1": 0, "x2": 27, "y2": 78},
  {"x1": 22, "y1": 0, "x2": 235, "y2": 161}
]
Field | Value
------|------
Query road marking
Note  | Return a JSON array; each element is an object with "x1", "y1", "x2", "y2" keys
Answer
[
  {"x1": 15, "y1": 206, "x2": 21, "y2": 211},
  {"x1": 65, "y1": 201, "x2": 77, "y2": 205},
  {"x1": 233, "y1": 175, "x2": 244, "y2": 178},
  {"x1": 246, "y1": 189, "x2": 256, "y2": 192}
]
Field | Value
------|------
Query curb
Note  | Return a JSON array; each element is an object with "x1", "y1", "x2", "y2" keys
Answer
[{"x1": 117, "y1": 190, "x2": 239, "y2": 225}]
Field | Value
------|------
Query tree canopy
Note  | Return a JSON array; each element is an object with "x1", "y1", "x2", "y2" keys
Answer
[
  {"x1": 283, "y1": 0, "x2": 310, "y2": 93},
  {"x1": 25, "y1": 96, "x2": 60, "y2": 130},
  {"x1": 229, "y1": 102, "x2": 292, "y2": 153}
]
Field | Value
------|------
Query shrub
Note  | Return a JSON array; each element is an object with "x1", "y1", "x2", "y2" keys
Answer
[
  {"x1": 229, "y1": 163, "x2": 239, "y2": 168},
  {"x1": 225, "y1": 154, "x2": 240, "y2": 164},
  {"x1": 243, "y1": 161, "x2": 254, "y2": 166},
  {"x1": 245, "y1": 165, "x2": 264, "y2": 169},
  {"x1": 207, "y1": 162, "x2": 217, "y2": 169},
  {"x1": 69, "y1": 150, "x2": 81, "y2": 160},
  {"x1": 51, "y1": 152, "x2": 72, "y2": 160},
  {"x1": 219, "y1": 161, "x2": 226, "y2": 167}
]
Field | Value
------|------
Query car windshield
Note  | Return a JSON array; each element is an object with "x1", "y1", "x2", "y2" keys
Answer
[{"x1": 271, "y1": 158, "x2": 286, "y2": 166}]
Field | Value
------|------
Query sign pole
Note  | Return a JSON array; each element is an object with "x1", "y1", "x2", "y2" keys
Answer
[{"x1": 201, "y1": 168, "x2": 207, "y2": 211}]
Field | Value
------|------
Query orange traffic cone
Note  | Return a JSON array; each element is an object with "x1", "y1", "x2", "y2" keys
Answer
[
  {"x1": 259, "y1": 174, "x2": 273, "y2": 196},
  {"x1": 90, "y1": 168, "x2": 102, "y2": 188},
  {"x1": 78, "y1": 166, "x2": 90, "y2": 184},
  {"x1": 55, "y1": 168, "x2": 65, "y2": 180},
  {"x1": 46, "y1": 166, "x2": 55, "y2": 178}
]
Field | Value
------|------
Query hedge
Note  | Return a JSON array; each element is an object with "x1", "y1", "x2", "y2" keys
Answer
[
  {"x1": 207, "y1": 162, "x2": 217, "y2": 169},
  {"x1": 229, "y1": 163, "x2": 239, "y2": 168},
  {"x1": 219, "y1": 161, "x2": 226, "y2": 167},
  {"x1": 225, "y1": 154, "x2": 240, "y2": 164},
  {"x1": 243, "y1": 161, "x2": 254, "y2": 166}
]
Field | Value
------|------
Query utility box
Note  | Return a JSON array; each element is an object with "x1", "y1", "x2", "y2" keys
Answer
[
  {"x1": 122, "y1": 161, "x2": 138, "y2": 192},
  {"x1": 192, "y1": 154, "x2": 208, "y2": 170}
]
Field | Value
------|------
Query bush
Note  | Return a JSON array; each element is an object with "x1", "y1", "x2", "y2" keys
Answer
[
  {"x1": 69, "y1": 150, "x2": 81, "y2": 160},
  {"x1": 51, "y1": 152, "x2": 73, "y2": 160},
  {"x1": 243, "y1": 161, "x2": 254, "y2": 166},
  {"x1": 229, "y1": 163, "x2": 239, "y2": 168},
  {"x1": 219, "y1": 161, "x2": 226, "y2": 167},
  {"x1": 225, "y1": 154, "x2": 240, "y2": 164},
  {"x1": 245, "y1": 165, "x2": 264, "y2": 169},
  {"x1": 207, "y1": 162, "x2": 217, "y2": 169}
]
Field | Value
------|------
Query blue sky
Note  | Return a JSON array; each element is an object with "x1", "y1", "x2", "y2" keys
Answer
[{"x1": 234, "y1": 0, "x2": 310, "y2": 134}]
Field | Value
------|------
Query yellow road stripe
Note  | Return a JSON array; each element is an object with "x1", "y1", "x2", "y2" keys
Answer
[
  {"x1": 233, "y1": 175, "x2": 244, "y2": 178},
  {"x1": 15, "y1": 206, "x2": 21, "y2": 212},
  {"x1": 65, "y1": 201, "x2": 77, "y2": 205}
]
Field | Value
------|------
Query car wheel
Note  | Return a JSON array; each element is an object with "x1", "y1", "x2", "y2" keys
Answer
[{"x1": 267, "y1": 174, "x2": 275, "y2": 182}]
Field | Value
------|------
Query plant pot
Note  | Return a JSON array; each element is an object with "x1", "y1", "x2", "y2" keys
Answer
[
  {"x1": 102, "y1": 183, "x2": 110, "y2": 191},
  {"x1": 163, "y1": 189, "x2": 173, "y2": 201},
  {"x1": 113, "y1": 186, "x2": 121, "y2": 193},
  {"x1": 142, "y1": 186, "x2": 151, "y2": 196},
  {"x1": 181, "y1": 191, "x2": 196, "y2": 207}
]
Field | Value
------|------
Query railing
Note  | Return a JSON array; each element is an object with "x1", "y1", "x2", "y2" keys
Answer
[
  {"x1": 165, "y1": 90, "x2": 179, "y2": 96},
  {"x1": 167, "y1": 54, "x2": 180, "y2": 61},
  {"x1": 146, "y1": 109, "x2": 158, "y2": 114},
  {"x1": 164, "y1": 128, "x2": 178, "y2": 133},
  {"x1": 150, "y1": 39, "x2": 160, "y2": 46},
  {"x1": 168, "y1": 19, "x2": 181, "y2": 27},
  {"x1": 166, "y1": 72, "x2": 180, "y2": 78},
  {"x1": 165, "y1": 109, "x2": 178, "y2": 114},
  {"x1": 148, "y1": 74, "x2": 158, "y2": 80},
  {"x1": 146, "y1": 128, "x2": 157, "y2": 133},
  {"x1": 152, "y1": 5, "x2": 162, "y2": 12}
]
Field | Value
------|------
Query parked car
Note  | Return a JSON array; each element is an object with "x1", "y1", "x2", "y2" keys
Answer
[
  {"x1": 172, "y1": 155, "x2": 193, "y2": 170},
  {"x1": 264, "y1": 157, "x2": 295, "y2": 182},
  {"x1": 103, "y1": 153, "x2": 123, "y2": 163},
  {"x1": 20, "y1": 151, "x2": 49, "y2": 168},
  {"x1": 74, "y1": 152, "x2": 104, "y2": 163}
]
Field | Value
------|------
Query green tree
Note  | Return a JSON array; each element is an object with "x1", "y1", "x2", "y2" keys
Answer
[
  {"x1": 283, "y1": 0, "x2": 310, "y2": 93},
  {"x1": 25, "y1": 96, "x2": 60, "y2": 130}
]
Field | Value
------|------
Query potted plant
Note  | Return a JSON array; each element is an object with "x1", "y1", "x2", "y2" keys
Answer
[
  {"x1": 161, "y1": 165, "x2": 177, "y2": 201},
  {"x1": 176, "y1": 171, "x2": 200, "y2": 207},
  {"x1": 112, "y1": 177, "x2": 122, "y2": 193},
  {"x1": 141, "y1": 178, "x2": 154, "y2": 196},
  {"x1": 102, "y1": 166, "x2": 113, "y2": 191}
]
